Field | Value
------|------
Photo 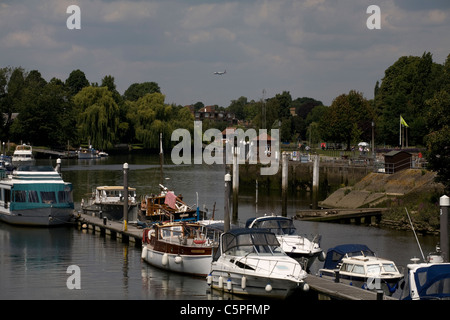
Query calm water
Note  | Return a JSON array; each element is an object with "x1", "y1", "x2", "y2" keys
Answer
[{"x1": 0, "y1": 154, "x2": 439, "y2": 300}]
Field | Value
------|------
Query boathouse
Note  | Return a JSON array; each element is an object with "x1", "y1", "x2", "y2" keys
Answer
[{"x1": 384, "y1": 150, "x2": 412, "y2": 174}]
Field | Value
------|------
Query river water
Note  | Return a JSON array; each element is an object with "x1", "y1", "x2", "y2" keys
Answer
[{"x1": 0, "y1": 154, "x2": 439, "y2": 300}]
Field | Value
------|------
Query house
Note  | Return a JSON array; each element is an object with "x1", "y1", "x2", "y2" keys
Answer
[
  {"x1": 185, "y1": 105, "x2": 237, "y2": 125},
  {"x1": 384, "y1": 150, "x2": 412, "y2": 174}
]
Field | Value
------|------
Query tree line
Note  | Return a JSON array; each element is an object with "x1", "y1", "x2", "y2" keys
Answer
[{"x1": 0, "y1": 51, "x2": 449, "y2": 190}]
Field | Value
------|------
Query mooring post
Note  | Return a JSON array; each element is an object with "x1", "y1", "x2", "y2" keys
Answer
[
  {"x1": 312, "y1": 154, "x2": 320, "y2": 209},
  {"x1": 440, "y1": 195, "x2": 449, "y2": 262},
  {"x1": 224, "y1": 173, "x2": 231, "y2": 233},
  {"x1": 282, "y1": 152, "x2": 288, "y2": 216},
  {"x1": 123, "y1": 163, "x2": 129, "y2": 232},
  {"x1": 232, "y1": 146, "x2": 239, "y2": 221},
  {"x1": 55, "y1": 158, "x2": 61, "y2": 175}
]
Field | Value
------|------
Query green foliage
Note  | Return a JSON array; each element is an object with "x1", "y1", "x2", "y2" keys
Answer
[
  {"x1": 319, "y1": 90, "x2": 373, "y2": 149},
  {"x1": 74, "y1": 86, "x2": 120, "y2": 150},
  {"x1": 424, "y1": 90, "x2": 450, "y2": 192},
  {"x1": 374, "y1": 52, "x2": 444, "y2": 146},
  {"x1": 126, "y1": 92, "x2": 193, "y2": 149}
]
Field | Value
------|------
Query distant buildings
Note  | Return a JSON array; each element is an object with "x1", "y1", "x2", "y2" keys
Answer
[{"x1": 185, "y1": 105, "x2": 237, "y2": 125}]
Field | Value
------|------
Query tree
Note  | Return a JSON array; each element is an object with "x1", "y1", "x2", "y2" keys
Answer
[
  {"x1": 424, "y1": 90, "x2": 450, "y2": 192},
  {"x1": 374, "y1": 52, "x2": 443, "y2": 146},
  {"x1": 66, "y1": 69, "x2": 89, "y2": 96},
  {"x1": 319, "y1": 90, "x2": 373, "y2": 149},
  {"x1": 74, "y1": 86, "x2": 120, "y2": 149},
  {"x1": 123, "y1": 82, "x2": 160, "y2": 101}
]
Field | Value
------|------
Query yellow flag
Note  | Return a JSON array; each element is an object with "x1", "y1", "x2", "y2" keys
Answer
[{"x1": 400, "y1": 115, "x2": 409, "y2": 127}]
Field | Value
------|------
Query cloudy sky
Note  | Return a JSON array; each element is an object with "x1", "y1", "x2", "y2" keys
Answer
[{"x1": 1, "y1": 0, "x2": 449, "y2": 107}]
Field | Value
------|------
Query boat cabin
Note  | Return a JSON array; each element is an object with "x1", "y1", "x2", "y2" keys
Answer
[
  {"x1": 215, "y1": 228, "x2": 283, "y2": 260},
  {"x1": 0, "y1": 166, "x2": 73, "y2": 212},
  {"x1": 323, "y1": 244, "x2": 375, "y2": 270}
]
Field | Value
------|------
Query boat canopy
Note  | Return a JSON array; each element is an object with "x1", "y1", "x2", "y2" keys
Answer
[
  {"x1": 220, "y1": 228, "x2": 281, "y2": 255},
  {"x1": 323, "y1": 244, "x2": 375, "y2": 270},
  {"x1": 407, "y1": 264, "x2": 450, "y2": 300},
  {"x1": 245, "y1": 216, "x2": 296, "y2": 235}
]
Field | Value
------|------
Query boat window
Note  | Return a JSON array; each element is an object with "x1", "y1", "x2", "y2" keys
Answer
[
  {"x1": 14, "y1": 190, "x2": 27, "y2": 202},
  {"x1": 352, "y1": 264, "x2": 365, "y2": 274},
  {"x1": 425, "y1": 278, "x2": 450, "y2": 297},
  {"x1": 40, "y1": 191, "x2": 56, "y2": 204},
  {"x1": 367, "y1": 264, "x2": 382, "y2": 275},
  {"x1": 28, "y1": 190, "x2": 40, "y2": 203},
  {"x1": 382, "y1": 263, "x2": 398, "y2": 273},
  {"x1": 341, "y1": 263, "x2": 354, "y2": 272},
  {"x1": 58, "y1": 191, "x2": 72, "y2": 203}
]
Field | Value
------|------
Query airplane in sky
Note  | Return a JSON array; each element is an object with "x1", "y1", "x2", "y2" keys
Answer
[{"x1": 213, "y1": 70, "x2": 226, "y2": 75}]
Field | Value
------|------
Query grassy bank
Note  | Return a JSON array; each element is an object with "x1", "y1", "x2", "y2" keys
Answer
[{"x1": 378, "y1": 186, "x2": 444, "y2": 235}]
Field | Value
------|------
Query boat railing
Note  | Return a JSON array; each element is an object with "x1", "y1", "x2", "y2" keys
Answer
[{"x1": 235, "y1": 255, "x2": 304, "y2": 280}]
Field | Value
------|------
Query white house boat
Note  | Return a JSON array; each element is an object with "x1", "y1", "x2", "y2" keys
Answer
[
  {"x1": 82, "y1": 186, "x2": 138, "y2": 221},
  {"x1": 319, "y1": 244, "x2": 403, "y2": 296},
  {"x1": 207, "y1": 228, "x2": 309, "y2": 299},
  {"x1": 0, "y1": 165, "x2": 74, "y2": 226},
  {"x1": 245, "y1": 215, "x2": 325, "y2": 272},
  {"x1": 141, "y1": 221, "x2": 219, "y2": 277},
  {"x1": 12, "y1": 144, "x2": 35, "y2": 165}
]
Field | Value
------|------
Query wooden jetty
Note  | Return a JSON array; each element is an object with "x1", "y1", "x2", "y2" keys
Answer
[
  {"x1": 305, "y1": 275, "x2": 396, "y2": 300},
  {"x1": 74, "y1": 212, "x2": 143, "y2": 247},
  {"x1": 296, "y1": 208, "x2": 387, "y2": 225}
]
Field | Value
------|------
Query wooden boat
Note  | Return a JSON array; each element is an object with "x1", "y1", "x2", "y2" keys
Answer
[
  {"x1": 141, "y1": 221, "x2": 218, "y2": 276},
  {"x1": 140, "y1": 184, "x2": 204, "y2": 222}
]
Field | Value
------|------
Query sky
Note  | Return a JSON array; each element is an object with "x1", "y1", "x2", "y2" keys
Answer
[{"x1": 1, "y1": 0, "x2": 449, "y2": 108}]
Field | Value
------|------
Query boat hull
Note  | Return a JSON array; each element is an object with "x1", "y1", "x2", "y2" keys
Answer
[
  {"x1": 319, "y1": 270, "x2": 403, "y2": 295},
  {"x1": 142, "y1": 246, "x2": 212, "y2": 277},
  {"x1": 0, "y1": 207, "x2": 74, "y2": 227},
  {"x1": 208, "y1": 270, "x2": 304, "y2": 299}
]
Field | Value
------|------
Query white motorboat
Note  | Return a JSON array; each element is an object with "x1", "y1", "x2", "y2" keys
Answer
[
  {"x1": 245, "y1": 215, "x2": 325, "y2": 272},
  {"x1": 141, "y1": 221, "x2": 218, "y2": 277},
  {"x1": 207, "y1": 228, "x2": 309, "y2": 299},
  {"x1": 319, "y1": 244, "x2": 403, "y2": 296},
  {"x1": 81, "y1": 186, "x2": 138, "y2": 221},
  {"x1": 12, "y1": 144, "x2": 35, "y2": 165}
]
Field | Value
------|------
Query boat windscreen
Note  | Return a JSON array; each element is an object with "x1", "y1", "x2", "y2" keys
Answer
[
  {"x1": 222, "y1": 230, "x2": 280, "y2": 254},
  {"x1": 256, "y1": 219, "x2": 296, "y2": 235}
]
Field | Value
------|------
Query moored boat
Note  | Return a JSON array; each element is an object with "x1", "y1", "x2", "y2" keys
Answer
[
  {"x1": 140, "y1": 184, "x2": 204, "y2": 222},
  {"x1": 0, "y1": 164, "x2": 74, "y2": 226},
  {"x1": 207, "y1": 228, "x2": 309, "y2": 299},
  {"x1": 81, "y1": 186, "x2": 138, "y2": 221},
  {"x1": 318, "y1": 244, "x2": 403, "y2": 295},
  {"x1": 400, "y1": 254, "x2": 450, "y2": 300},
  {"x1": 12, "y1": 144, "x2": 35, "y2": 166},
  {"x1": 141, "y1": 221, "x2": 218, "y2": 276},
  {"x1": 245, "y1": 215, "x2": 324, "y2": 272}
]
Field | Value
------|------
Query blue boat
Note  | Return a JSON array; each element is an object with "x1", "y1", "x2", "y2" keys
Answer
[
  {"x1": 319, "y1": 244, "x2": 403, "y2": 296},
  {"x1": 400, "y1": 255, "x2": 450, "y2": 300},
  {"x1": 0, "y1": 165, "x2": 74, "y2": 226}
]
